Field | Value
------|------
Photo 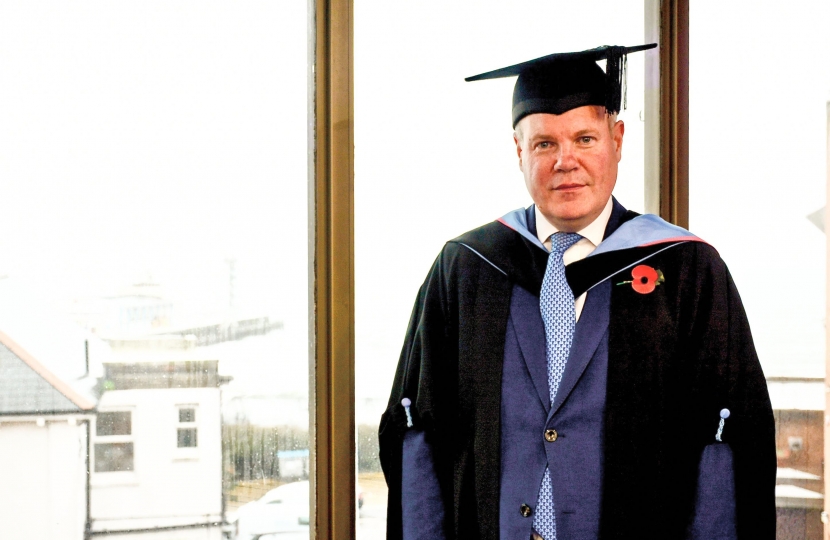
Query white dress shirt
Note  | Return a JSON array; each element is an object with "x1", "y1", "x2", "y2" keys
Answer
[{"x1": 535, "y1": 197, "x2": 613, "y2": 321}]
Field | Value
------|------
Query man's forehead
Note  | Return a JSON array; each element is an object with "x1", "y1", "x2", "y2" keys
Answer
[{"x1": 518, "y1": 107, "x2": 610, "y2": 132}]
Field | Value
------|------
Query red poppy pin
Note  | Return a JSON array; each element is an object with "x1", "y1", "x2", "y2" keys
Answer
[{"x1": 616, "y1": 264, "x2": 665, "y2": 294}]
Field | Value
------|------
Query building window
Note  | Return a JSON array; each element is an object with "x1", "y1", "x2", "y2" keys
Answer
[
  {"x1": 177, "y1": 428, "x2": 198, "y2": 448},
  {"x1": 177, "y1": 406, "x2": 197, "y2": 448},
  {"x1": 94, "y1": 411, "x2": 134, "y2": 472},
  {"x1": 97, "y1": 411, "x2": 131, "y2": 436},
  {"x1": 179, "y1": 407, "x2": 196, "y2": 423},
  {"x1": 94, "y1": 442, "x2": 134, "y2": 472}
]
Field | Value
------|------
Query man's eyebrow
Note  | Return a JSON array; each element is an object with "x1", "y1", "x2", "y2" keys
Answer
[
  {"x1": 573, "y1": 128, "x2": 600, "y2": 137},
  {"x1": 528, "y1": 132, "x2": 554, "y2": 142}
]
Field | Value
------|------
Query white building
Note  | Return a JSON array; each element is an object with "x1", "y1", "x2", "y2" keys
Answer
[
  {"x1": 0, "y1": 331, "x2": 95, "y2": 540},
  {"x1": 90, "y1": 361, "x2": 227, "y2": 539},
  {"x1": 0, "y1": 327, "x2": 227, "y2": 540}
]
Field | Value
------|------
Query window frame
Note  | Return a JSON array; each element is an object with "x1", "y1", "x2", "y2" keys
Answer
[
  {"x1": 311, "y1": 1, "x2": 688, "y2": 538},
  {"x1": 175, "y1": 404, "x2": 199, "y2": 453},
  {"x1": 311, "y1": 0, "x2": 355, "y2": 538},
  {"x1": 92, "y1": 408, "x2": 136, "y2": 478}
]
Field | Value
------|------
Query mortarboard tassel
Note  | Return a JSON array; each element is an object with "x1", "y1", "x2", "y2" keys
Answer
[
  {"x1": 622, "y1": 53, "x2": 628, "y2": 111},
  {"x1": 604, "y1": 45, "x2": 628, "y2": 114}
]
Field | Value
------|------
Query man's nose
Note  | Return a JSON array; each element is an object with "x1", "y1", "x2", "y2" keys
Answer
[{"x1": 554, "y1": 144, "x2": 578, "y2": 172}]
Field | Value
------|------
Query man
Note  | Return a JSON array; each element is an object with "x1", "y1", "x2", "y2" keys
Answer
[{"x1": 379, "y1": 44, "x2": 776, "y2": 540}]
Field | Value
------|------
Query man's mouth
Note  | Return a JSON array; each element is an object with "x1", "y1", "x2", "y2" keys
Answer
[{"x1": 554, "y1": 183, "x2": 585, "y2": 192}]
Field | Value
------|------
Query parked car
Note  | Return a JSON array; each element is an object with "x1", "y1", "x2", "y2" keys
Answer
[
  {"x1": 233, "y1": 481, "x2": 310, "y2": 540},
  {"x1": 230, "y1": 480, "x2": 366, "y2": 540}
]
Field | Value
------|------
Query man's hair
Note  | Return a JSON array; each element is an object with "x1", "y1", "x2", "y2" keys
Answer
[{"x1": 514, "y1": 107, "x2": 618, "y2": 145}]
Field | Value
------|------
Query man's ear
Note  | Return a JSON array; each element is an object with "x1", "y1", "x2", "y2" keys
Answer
[
  {"x1": 612, "y1": 120, "x2": 625, "y2": 162},
  {"x1": 514, "y1": 132, "x2": 523, "y2": 169}
]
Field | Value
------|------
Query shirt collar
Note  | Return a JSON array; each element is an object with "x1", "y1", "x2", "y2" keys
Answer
[{"x1": 534, "y1": 197, "x2": 614, "y2": 250}]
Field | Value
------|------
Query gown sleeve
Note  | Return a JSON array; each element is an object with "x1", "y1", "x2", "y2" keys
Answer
[
  {"x1": 683, "y1": 246, "x2": 776, "y2": 538},
  {"x1": 402, "y1": 429, "x2": 448, "y2": 540},
  {"x1": 687, "y1": 443, "x2": 737, "y2": 540},
  {"x1": 380, "y1": 246, "x2": 458, "y2": 540}
]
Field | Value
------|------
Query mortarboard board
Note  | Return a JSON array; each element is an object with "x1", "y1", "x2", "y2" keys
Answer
[{"x1": 465, "y1": 44, "x2": 657, "y2": 127}]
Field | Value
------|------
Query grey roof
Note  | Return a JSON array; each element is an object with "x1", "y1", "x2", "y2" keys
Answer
[{"x1": 0, "y1": 341, "x2": 85, "y2": 414}]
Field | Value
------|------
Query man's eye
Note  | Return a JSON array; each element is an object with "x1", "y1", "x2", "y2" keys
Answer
[
  {"x1": 580, "y1": 136, "x2": 593, "y2": 143},
  {"x1": 538, "y1": 142, "x2": 551, "y2": 149}
]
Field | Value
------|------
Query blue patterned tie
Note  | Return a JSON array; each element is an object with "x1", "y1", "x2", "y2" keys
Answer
[{"x1": 533, "y1": 232, "x2": 582, "y2": 540}]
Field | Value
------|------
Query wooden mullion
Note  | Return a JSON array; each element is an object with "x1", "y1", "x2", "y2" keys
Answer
[
  {"x1": 310, "y1": 0, "x2": 355, "y2": 538},
  {"x1": 658, "y1": 0, "x2": 689, "y2": 227}
]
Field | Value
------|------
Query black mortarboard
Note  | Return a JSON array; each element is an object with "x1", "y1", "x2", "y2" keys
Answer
[{"x1": 465, "y1": 44, "x2": 657, "y2": 127}]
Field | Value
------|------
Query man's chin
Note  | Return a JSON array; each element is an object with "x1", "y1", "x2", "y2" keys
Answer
[
  {"x1": 539, "y1": 206, "x2": 588, "y2": 224},
  {"x1": 538, "y1": 204, "x2": 602, "y2": 232}
]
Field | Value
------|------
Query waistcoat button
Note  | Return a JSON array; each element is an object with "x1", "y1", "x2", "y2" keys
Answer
[
  {"x1": 520, "y1": 503, "x2": 532, "y2": 517},
  {"x1": 544, "y1": 428, "x2": 558, "y2": 442}
]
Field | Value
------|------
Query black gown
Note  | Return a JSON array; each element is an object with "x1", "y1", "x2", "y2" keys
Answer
[{"x1": 379, "y1": 202, "x2": 776, "y2": 540}]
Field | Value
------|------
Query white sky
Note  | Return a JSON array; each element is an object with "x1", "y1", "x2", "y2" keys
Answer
[
  {"x1": 0, "y1": 1, "x2": 827, "y2": 422},
  {"x1": 0, "y1": 1, "x2": 308, "y2": 344},
  {"x1": 688, "y1": 1, "x2": 829, "y2": 378}
]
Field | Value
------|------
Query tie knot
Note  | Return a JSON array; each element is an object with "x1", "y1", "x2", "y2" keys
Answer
[{"x1": 549, "y1": 232, "x2": 582, "y2": 255}]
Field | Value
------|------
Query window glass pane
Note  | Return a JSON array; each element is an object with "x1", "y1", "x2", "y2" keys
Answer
[
  {"x1": 95, "y1": 443, "x2": 135, "y2": 473},
  {"x1": 0, "y1": 2, "x2": 310, "y2": 539},
  {"x1": 178, "y1": 428, "x2": 199, "y2": 448},
  {"x1": 355, "y1": 1, "x2": 646, "y2": 536},
  {"x1": 97, "y1": 411, "x2": 131, "y2": 436},
  {"x1": 690, "y1": 2, "x2": 829, "y2": 533},
  {"x1": 180, "y1": 408, "x2": 196, "y2": 423}
]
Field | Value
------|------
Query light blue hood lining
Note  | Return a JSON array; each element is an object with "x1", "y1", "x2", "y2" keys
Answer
[
  {"x1": 497, "y1": 208, "x2": 702, "y2": 258},
  {"x1": 497, "y1": 207, "x2": 547, "y2": 252}
]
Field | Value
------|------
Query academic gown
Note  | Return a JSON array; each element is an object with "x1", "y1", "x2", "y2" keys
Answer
[{"x1": 379, "y1": 200, "x2": 776, "y2": 540}]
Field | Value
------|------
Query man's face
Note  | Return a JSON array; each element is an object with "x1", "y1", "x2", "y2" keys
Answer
[{"x1": 514, "y1": 106, "x2": 624, "y2": 232}]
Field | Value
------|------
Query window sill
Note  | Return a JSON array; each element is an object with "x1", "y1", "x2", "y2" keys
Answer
[{"x1": 91, "y1": 471, "x2": 139, "y2": 488}]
